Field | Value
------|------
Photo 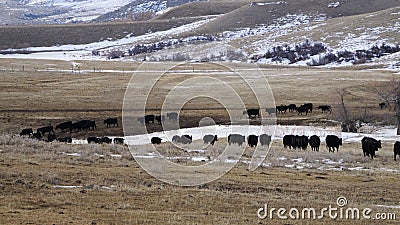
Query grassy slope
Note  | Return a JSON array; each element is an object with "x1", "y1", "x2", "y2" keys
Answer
[
  {"x1": 194, "y1": 0, "x2": 400, "y2": 34},
  {"x1": 0, "y1": 18, "x2": 199, "y2": 50}
]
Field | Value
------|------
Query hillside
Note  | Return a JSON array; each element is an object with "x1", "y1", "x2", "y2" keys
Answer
[
  {"x1": 93, "y1": 0, "x2": 207, "y2": 23},
  {"x1": 0, "y1": 18, "x2": 199, "y2": 50},
  {"x1": 194, "y1": 0, "x2": 400, "y2": 35},
  {"x1": 152, "y1": 0, "x2": 250, "y2": 20}
]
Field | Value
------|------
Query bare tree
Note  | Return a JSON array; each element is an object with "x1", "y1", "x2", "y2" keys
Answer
[
  {"x1": 337, "y1": 88, "x2": 373, "y2": 133},
  {"x1": 374, "y1": 75, "x2": 400, "y2": 134}
]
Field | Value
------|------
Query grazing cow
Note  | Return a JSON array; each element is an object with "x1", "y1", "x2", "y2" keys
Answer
[
  {"x1": 99, "y1": 137, "x2": 112, "y2": 144},
  {"x1": 379, "y1": 102, "x2": 387, "y2": 109},
  {"x1": 56, "y1": 121, "x2": 72, "y2": 132},
  {"x1": 317, "y1": 105, "x2": 332, "y2": 113},
  {"x1": 47, "y1": 134, "x2": 57, "y2": 142},
  {"x1": 32, "y1": 132, "x2": 42, "y2": 140},
  {"x1": 151, "y1": 137, "x2": 162, "y2": 145},
  {"x1": 203, "y1": 135, "x2": 218, "y2": 145},
  {"x1": 276, "y1": 105, "x2": 289, "y2": 114},
  {"x1": 265, "y1": 108, "x2": 276, "y2": 116},
  {"x1": 309, "y1": 135, "x2": 321, "y2": 151},
  {"x1": 247, "y1": 135, "x2": 259, "y2": 147},
  {"x1": 167, "y1": 112, "x2": 178, "y2": 122},
  {"x1": 296, "y1": 105, "x2": 309, "y2": 115},
  {"x1": 20, "y1": 128, "x2": 33, "y2": 136},
  {"x1": 228, "y1": 134, "x2": 245, "y2": 146},
  {"x1": 114, "y1": 138, "x2": 125, "y2": 145},
  {"x1": 243, "y1": 108, "x2": 260, "y2": 119},
  {"x1": 145, "y1": 115, "x2": 155, "y2": 124},
  {"x1": 325, "y1": 135, "x2": 342, "y2": 152},
  {"x1": 259, "y1": 134, "x2": 271, "y2": 146},
  {"x1": 71, "y1": 120, "x2": 96, "y2": 132},
  {"x1": 283, "y1": 135, "x2": 294, "y2": 149},
  {"x1": 104, "y1": 118, "x2": 118, "y2": 127},
  {"x1": 37, "y1": 126, "x2": 54, "y2": 135},
  {"x1": 303, "y1": 103, "x2": 313, "y2": 113},
  {"x1": 172, "y1": 135, "x2": 181, "y2": 143},
  {"x1": 58, "y1": 137, "x2": 72, "y2": 143},
  {"x1": 87, "y1": 136, "x2": 99, "y2": 144},
  {"x1": 361, "y1": 137, "x2": 381, "y2": 159},
  {"x1": 155, "y1": 115, "x2": 165, "y2": 125},
  {"x1": 180, "y1": 135, "x2": 192, "y2": 144},
  {"x1": 394, "y1": 141, "x2": 400, "y2": 161},
  {"x1": 288, "y1": 104, "x2": 297, "y2": 112}
]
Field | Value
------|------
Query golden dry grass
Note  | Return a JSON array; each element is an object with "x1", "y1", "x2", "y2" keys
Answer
[
  {"x1": 1, "y1": 59, "x2": 400, "y2": 224},
  {"x1": 1, "y1": 135, "x2": 400, "y2": 224}
]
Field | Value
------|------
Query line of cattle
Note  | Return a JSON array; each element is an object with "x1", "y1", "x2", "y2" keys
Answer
[
  {"x1": 283, "y1": 134, "x2": 400, "y2": 161},
  {"x1": 243, "y1": 103, "x2": 332, "y2": 118},
  {"x1": 151, "y1": 134, "x2": 400, "y2": 161},
  {"x1": 18, "y1": 118, "x2": 120, "y2": 143}
]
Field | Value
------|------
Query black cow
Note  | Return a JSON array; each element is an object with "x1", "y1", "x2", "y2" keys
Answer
[
  {"x1": 394, "y1": 141, "x2": 400, "y2": 161},
  {"x1": 32, "y1": 132, "x2": 42, "y2": 140},
  {"x1": 228, "y1": 134, "x2": 245, "y2": 146},
  {"x1": 379, "y1": 102, "x2": 387, "y2": 109},
  {"x1": 296, "y1": 105, "x2": 309, "y2": 115},
  {"x1": 203, "y1": 135, "x2": 218, "y2": 145},
  {"x1": 303, "y1": 103, "x2": 313, "y2": 113},
  {"x1": 326, "y1": 135, "x2": 342, "y2": 152},
  {"x1": 317, "y1": 105, "x2": 332, "y2": 113},
  {"x1": 283, "y1": 135, "x2": 294, "y2": 149},
  {"x1": 56, "y1": 121, "x2": 72, "y2": 132},
  {"x1": 114, "y1": 138, "x2": 125, "y2": 145},
  {"x1": 58, "y1": 137, "x2": 72, "y2": 143},
  {"x1": 145, "y1": 115, "x2": 155, "y2": 124},
  {"x1": 243, "y1": 108, "x2": 260, "y2": 119},
  {"x1": 259, "y1": 134, "x2": 271, "y2": 146},
  {"x1": 87, "y1": 136, "x2": 99, "y2": 144},
  {"x1": 71, "y1": 120, "x2": 96, "y2": 132},
  {"x1": 37, "y1": 126, "x2": 54, "y2": 135},
  {"x1": 155, "y1": 115, "x2": 165, "y2": 125},
  {"x1": 104, "y1": 118, "x2": 118, "y2": 127},
  {"x1": 167, "y1": 112, "x2": 178, "y2": 122},
  {"x1": 172, "y1": 135, "x2": 181, "y2": 143},
  {"x1": 151, "y1": 137, "x2": 162, "y2": 145},
  {"x1": 309, "y1": 135, "x2": 320, "y2": 151},
  {"x1": 276, "y1": 105, "x2": 288, "y2": 114},
  {"x1": 180, "y1": 135, "x2": 192, "y2": 144},
  {"x1": 247, "y1": 135, "x2": 259, "y2": 147},
  {"x1": 20, "y1": 128, "x2": 33, "y2": 136},
  {"x1": 265, "y1": 108, "x2": 276, "y2": 116},
  {"x1": 288, "y1": 104, "x2": 297, "y2": 112},
  {"x1": 299, "y1": 135, "x2": 309, "y2": 150},
  {"x1": 99, "y1": 137, "x2": 112, "y2": 144},
  {"x1": 47, "y1": 134, "x2": 57, "y2": 142},
  {"x1": 361, "y1": 137, "x2": 381, "y2": 159}
]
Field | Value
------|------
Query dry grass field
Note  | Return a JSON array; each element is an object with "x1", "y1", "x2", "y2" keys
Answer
[{"x1": 1, "y1": 58, "x2": 400, "y2": 224}]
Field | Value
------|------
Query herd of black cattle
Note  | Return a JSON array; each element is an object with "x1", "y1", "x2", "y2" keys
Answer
[
  {"x1": 19, "y1": 117, "x2": 121, "y2": 144},
  {"x1": 16, "y1": 104, "x2": 400, "y2": 161}
]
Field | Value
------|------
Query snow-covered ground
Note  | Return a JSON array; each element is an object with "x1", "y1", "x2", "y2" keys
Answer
[{"x1": 72, "y1": 124, "x2": 398, "y2": 145}]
